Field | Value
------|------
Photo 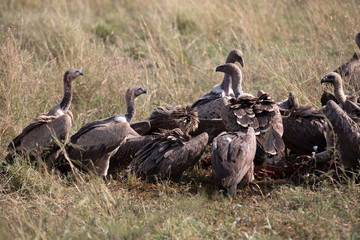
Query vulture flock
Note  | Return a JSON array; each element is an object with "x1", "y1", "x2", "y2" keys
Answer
[{"x1": 5, "y1": 32, "x2": 360, "y2": 196}]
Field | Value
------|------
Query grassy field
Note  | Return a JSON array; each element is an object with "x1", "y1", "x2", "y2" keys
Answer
[{"x1": 1, "y1": 0, "x2": 360, "y2": 238}]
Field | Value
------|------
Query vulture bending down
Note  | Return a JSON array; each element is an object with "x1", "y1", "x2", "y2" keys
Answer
[
  {"x1": 55, "y1": 85, "x2": 146, "y2": 181},
  {"x1": 329, "y1": 32, "x2": 360, "y2": 92},
  {"x1": 278, "y1": 91, "x2": 327, "y2": 155},
  {"x1": 131, "y1": 105, "x2": 199, "y2": 135},
  {"x1": 321, "y1": 72, "x2": 360, "y2": 124},
  {"x1": 323, "y1": 100, "x2": 360, "y2": 169},
  {"x1": 6, "y1": 69, "x2": 83, "y2": 168},
  {"x1": 211, "y1": 127, "x2": 256, "y2": 196},
  {"x1": 191, "y1": 49, "x2": 244, "y2": 119},
  {"x1": 129, "y1": 129, "x2": 209, "y2": 182},
  {"x1": 217, "y1": 63, "x2": 285, "y2": 163}
]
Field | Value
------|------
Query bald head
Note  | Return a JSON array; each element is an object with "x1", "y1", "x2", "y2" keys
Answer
[{"x1": 226, "y1": 49, "x2": 244, "y2": 67}]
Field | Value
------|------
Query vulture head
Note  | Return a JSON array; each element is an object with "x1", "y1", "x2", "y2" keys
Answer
[
  {"x1": 64, "y1": 68, "x2": 83, "y2": 83},
  {"x1": 321, "y1": 72, "x2": 347, "y2": 105},
  {"x1": 216, "y1": 63, "x2": 243, "y2": 98},
  {"x1": 226, "y1": 49, "x2": 244, "y2": 67},
  {"x1": 321, "y1": 72, "x2": 342, "y2": 86},
  {"x1": 126, "y1": 85, "x2": 147, "y2": 99}
]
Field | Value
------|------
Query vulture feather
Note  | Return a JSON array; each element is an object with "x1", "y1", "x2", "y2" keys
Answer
[
  {"x1": 192, "y1": 49, "x2": 244, "y2": 119},
  {"x1": 55, "y1": 85, "x2": 146, "y2": 181},
  {"x1": 279, "y1": 91, "x2": 327, "y2": 155},
  {"x1": 211, "y1": 127, "x2": 256, "y2": 196},
  {"x1": 129, "y1": 129, "x2": 209, "y2": 181},
  {"x1": 323, "y1": 100, "x2": 360, "y2": 168},
  {"x1": 217, "y1": 63, "x2": 285, "y2": 163},
  {"x1": 6, "y1": 69, "x2": 83, "y2": 167}
]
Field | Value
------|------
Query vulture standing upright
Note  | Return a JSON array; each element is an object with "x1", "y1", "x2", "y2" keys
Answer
[
  {"x1": 323, "y1": 100, "x2": 360, "y2": 169},
  {"x1": 216, "y1": 63, "x2": 285, "y2": 164},
  {"x1": 321, "y1": 72, "x2": 360, "y2": 124},
  {"x1": 191, "y1": 49, "x2": 244, "y2": 119},
  {"x1": 55, "y1": 85, "x2": 146, "y2": 181},
  {"x1": 278, "y1": 91, "x2": 327, "y2": 155},
  {"x1": 211, "y1": 127, "x2": 256, "y2": 196},
  {"x1": 6, "y1": 69, "x2": 83, "y2": 168}
]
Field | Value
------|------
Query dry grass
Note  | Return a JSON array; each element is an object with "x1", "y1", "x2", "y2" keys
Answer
[{"x1": 1, "y1": 0, "x2": 360, "y2": 238}]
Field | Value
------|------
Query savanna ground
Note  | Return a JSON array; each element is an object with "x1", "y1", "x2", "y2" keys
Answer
[{"x1": 1, "y1": 0, "x2": 360, "y2": 239}]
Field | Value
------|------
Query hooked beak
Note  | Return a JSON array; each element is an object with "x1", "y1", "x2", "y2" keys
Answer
[
  {"x1": 321, "y1": 76, "x2": 328, "y2": 84},
  {"x1": 238, "y1": 56, "x2": 244, "y2": 67},
  {"x1": 141, "y1": 87, "x2": 147, "y2": 94},
  {"x1": 78, "y1": 70, "x2": 84, "y2": 76},
  {"x1": 215, "y1": 66, "x2": 223, "y2": 72}
]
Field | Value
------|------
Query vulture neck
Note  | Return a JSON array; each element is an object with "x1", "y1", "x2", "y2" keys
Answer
[
  {"x1": 125, "y1": 94, "x2": 136, "y2": 122},
  {"x1": 220, "y1": 74, "x2": 232, "y2": 96},
  {"x1": 60, "y1": 76, "x2": 73, "y2": 112},
  {"x1": 230, "y1": 68, "x2": 243, "y2": 98},
  {"x1": 333, "y1": 78, "x2": 347, "y2": 105}
]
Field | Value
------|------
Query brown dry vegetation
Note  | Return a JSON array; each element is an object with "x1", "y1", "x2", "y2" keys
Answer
[{"x1": 1, "y1": 0, "x2": 360, "y2": 238}]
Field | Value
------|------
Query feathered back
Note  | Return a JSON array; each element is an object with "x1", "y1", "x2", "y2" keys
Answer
[
  {"x1": 221, "y1": 92, "x2": 285, "y2": 155},
  {"x1": 148, "y1": 105, "x2": 199, "y2": 134}
]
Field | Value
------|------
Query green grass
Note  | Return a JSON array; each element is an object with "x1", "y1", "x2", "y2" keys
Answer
[{"x1": 1, "y1": 0, "x2": 360, "y2": 238}]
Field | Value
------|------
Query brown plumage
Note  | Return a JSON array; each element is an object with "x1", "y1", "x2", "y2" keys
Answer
[
  {"x1": 192, "y1": 49, "x2": 244, "y2": 119},
  {"x1": 217, "y1": 63, "x2": 285, "y2": 162},
  {"x1": 6, "y1": 69, "x2": 83, "y2": 167},
  {"x1": 129, "y1": 129, "x2": 209, "y2": 181},
  {"x1": 55, "y1": 85, "x2": 146, "y2": 181},
  {"x1": 321, "y1": 72, "x2": 360, "y2": 124},
  {"x1": 323, "y1": 100, "x2": 360, "y2": 168},
  {"x1": 279, "y1": 91, "x2": 327, "y2": 155},
  {"x1": 331, "y1": 32, "x2": 360, "y2": 91},
  {"x1": 211, "y1": 127, "x2": 256, "y2": 196},
  {"x1": 148, "y1": 105, "x2": 199, "y2": 134}
]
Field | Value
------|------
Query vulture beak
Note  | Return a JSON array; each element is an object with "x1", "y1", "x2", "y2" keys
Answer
[
  {"x1": 215, "y1": 66, "x2": 223, "y2": 72},
  {"x1": 141, "y1": 87, "x2": 147, "y2": 94},
  {"x1": 78, "y1": 70, "x2": 84, "y2": 76},
  {"x1": 321, "y1": 76, "x2": 329, "y2": 84},
  {"x1": 238, "y1": 56, "x2": 244, "y2": 67}
]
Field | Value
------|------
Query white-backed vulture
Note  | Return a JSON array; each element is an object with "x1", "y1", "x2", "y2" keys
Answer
[
  {"x1": 330, "y1": 32, "x2": 360, "y2": 91},
  {"x1": 211, "y1": 127, "x2": 256, "y2": 196},
  {"x1": 279, "y1": 91, "x2": 327, "y2": 155},
  {"x1": 129, "y1": 129, "x2": 209, "y2": 181},
  {"x1": 191, "y1": 49, "x2": 244, "y2": 119},
  {"x1": 217, "y1": 63, "x2": 285, "y2": 163},
  {"x1": 323, "y1": 100, "x2": 360, "y2": 169},
  {"x1": 55, "y1": 85, "x2": 146, "y2": 181},
  {"x1": 6, "y1": 69, "x2": 83, "y2": 167},
  {"x1": 321, "y1": 72, "x2": 360, "y2": 123}
]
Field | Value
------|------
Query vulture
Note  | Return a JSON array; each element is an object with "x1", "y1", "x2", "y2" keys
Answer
[
  {"x1": 129, "y1": 126, "x2": 209, "y2": 181},
  {"x1": 330, "y1": 32, "x2": 360, "y2": 92},
  {"x1": 278, "y1": 91, "x2": 327, "y2": 155},
  {"x1": 55, "y1": 85, "x2": 146, "y2": 182},
  {"x1": 6, "y1": 68, "x2": 83, "y2": 167},
  {"x1": 217, "y1": 63, "x2": 285, "y2": 164},
  {"x1": 211, "y1": 127, "x2": 256, "y2": 196},
  {"x1": 321, "y1": 72, "x2": 360, "y2": 124},
  {"x1": 131, "y1": 105, "x2": 199, "y2": 135},
  {"x1": 323, "y1": 100, "x2": 360, "y2": 169},
  {"x1": 191, "y1": 49, "x2": 244, "y2": 119}
]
